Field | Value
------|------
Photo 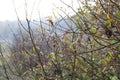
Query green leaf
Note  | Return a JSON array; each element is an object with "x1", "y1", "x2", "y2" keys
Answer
[
  {"x1": 111, "y1": 39, "x2": 117, "y2": 44},
  {"x1": 116, "y1": 11, "x2": 120, "y2": 19},
  {"x1": 111, "y1": 76, "x2": 118, "y2": 80},
  {"x1": 70, "y1": 41, "x2": 76, "y2": 46},
  {"x1": 69, "y1": 39, "x2": 78, "y2": 46},
  {"x1": 118, "y1": 54, "x2": 120, "y2": 58},
  {"x1": 89, "y1": 27, "x2": 97, "y2": 34},
  {"x1": 116, "y1": 45, "x2": 120, "y2": 50},
  {"x1": 105, "y1": 20, "x2": 111, "y2": 27},
  {"x1": 82, "y1": 73, "x2": 87, "y2": 78}
]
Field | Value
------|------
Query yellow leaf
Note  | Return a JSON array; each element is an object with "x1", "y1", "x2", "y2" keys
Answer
[
  {"x1": 32, "y1": 46, "x2": 35, "y2": 52},
  {"x1": 39, "y1": 77, "x2": 43, "y2": 80},
  {"x1": 106, "y1": 13, "x2": 112, "y2": 27},
  {"x1": 108, "y1": 51, "x2": 113, "y2": 57},
  {"x1": 11, "y1": 53, "x2": 16, "y2": 57},
  {"x1": 34, "y1": 40, "x2": 37, "y2": 44},
  {"x1": 106, "y1": 13, "x2": 110, "y2": 20},
  {"x1": 49, "y1": 52, "x2": 55, "y2": 60},
  {"x1": 22, "y1": 50, "x2": 26, "y2": 54},
  {"x1": 70, "y1": 38, "x2": 78, "y2": 46},
  {"x1": 47, "y1": 61, "x2": 52, "y2": 65},
  {"x1": 104, "y1": 57, "x2": 110, "y2": 62},
  {"x1": 89, "y1": 27, "x2": 97, "y2": 34},
  {"x1": 52, "y1": 10, "x2": 57, "y2": 18}
]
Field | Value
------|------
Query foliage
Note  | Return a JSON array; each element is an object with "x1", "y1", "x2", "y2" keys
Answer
[{"x1": 0, "y1": 0, "x2": 120, "y2": 80}]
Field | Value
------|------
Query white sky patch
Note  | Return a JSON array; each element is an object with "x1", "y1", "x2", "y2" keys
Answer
[
  {"x1": 0, "y1": 0, "x2": 79, "y2": 21},
  {"x1": 0, "y1": 0, "x2": 15, "y2": 21}
]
